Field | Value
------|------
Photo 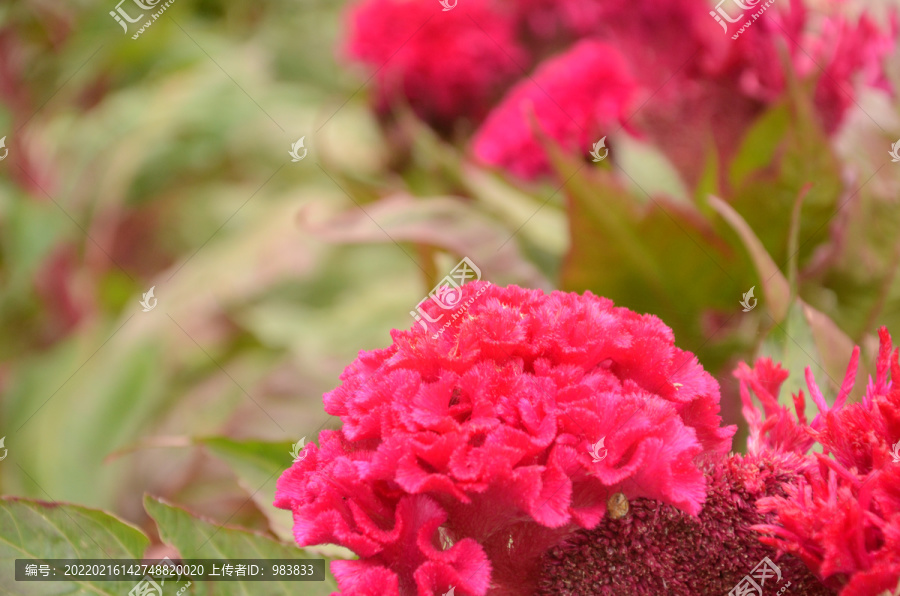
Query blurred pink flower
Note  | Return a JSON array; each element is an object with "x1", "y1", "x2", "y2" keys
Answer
[
  {"x1": 343, "y1": 0, "x2": 527, "y2": 127},
  {"x1": 701, "y1": 0, "x2": 897, "y2": 132},
  {"x1": 275, "y1": 282, "x2": 735, "y2": 595},
  {"x1": 616, "y1": 0, "x2": 896, "y2": 185},
  {"x1": 506, "y1": 0, "x2": 606, "y2": 42},
  {"x1": 809, "y1": 11, "x2": 898, "y2": 131},
  {"x1": 473, "y1": 0, "x2": 895, "y2": 184},
  {"x1": 471, "y1": 40, "x2": 637, "y2": 180},
  {"x1": 341, "y1": 0, "x2": 895, "y2": 185}
]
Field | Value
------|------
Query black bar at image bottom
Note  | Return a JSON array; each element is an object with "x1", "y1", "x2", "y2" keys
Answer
[{"x1": 14, "y1": 559, "x2": 327, "y2": 581}]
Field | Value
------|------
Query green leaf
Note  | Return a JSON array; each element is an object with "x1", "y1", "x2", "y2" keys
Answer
[
  {"x1": 559, "y1": 172, "x2": 668, "y2": 300},
  {"x1": 709, "y1": 196, "x2": 791, "y2": 321},
  {"x1": 299, "y1": 193, "x2": 551, "y2": 289},
  {"x1": 560, "y1": 167, "x2": 747, "y2": 371},
  {"x1": 709, "y1": 195, "x2": 864, "y2": 408},
  {"x1": 725, "y1": 74, "x2": 842, "y2": 273},
  {"x1": 801, "y1": 302, "x2": 863, "y2": 404},
  {"x1": 0, "y1": 497, "x2": 149, "y2": 595},
  {"x1": 144, "y1": 496, "x2": 338, "y2": 595},
  {"x1": 713, "y1": 197, "x2": 864, "y2": 407},
  {"x1": 759, "y1": 299, "x2": 862, "y2": 413},
  {"x1": 462, "y1": 164, "x2": 568, "y2": 270},
  {"x1": 196, "y1": 437, "x2": 295, "y2": 542},
  {"x1": 729, "y1": 103, "x2": 791, "y2": 188},
  {"x1": 760, "y1": 301, "x2": 826, "y2": 418},
  {"x1": 614, "y1": 134, "x2": 691, "y2": 204},
  {"x1": 5, "y1": 339, "x2": 167, "y2": 510},
  {"x1": 197, "y1": 436, "x2": 354, "y2": 561}
]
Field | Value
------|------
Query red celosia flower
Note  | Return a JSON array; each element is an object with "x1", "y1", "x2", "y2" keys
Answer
[
  {"x1": 733, "y1": 357, "x2": 818, "y2": 459},
  {"x1": 535, "y1": 334, "x2": 838, "y2": 595},
  {"x1": 702, "y1": 0, "x2": 897, "y2": 133},
  {"x1": 275, "y1": 283, "x2": 735, "y2": 595},
  {"x1": 609, "y1": 0, "x2": 896, "y2": 185},
  {"x1": 471, "y1": 40, "x2": 637, "y2": 180},
  {"x1": 343, "y1": 0, "x2": 527, "y2": 127},
  {"x1": 505, "y1": 0, "x2": 605, "y2": 42},
  {"x1": 537, "y1": 453, "x2": 830, "y2": 595},
  {"x1": 746, "y1": 328, "x2": 900, "y2": 595},
  {"x1": 475, "y1": 0, "x2": 896, "y2": 185}
]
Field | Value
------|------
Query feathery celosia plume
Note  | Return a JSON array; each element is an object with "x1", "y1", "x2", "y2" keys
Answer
[
  {"x1": 275, "y1": 282, "x2": 734, "y2": 595},
  {"x1": 748, "y1": 328, "x2": 900, "y2": 595}
]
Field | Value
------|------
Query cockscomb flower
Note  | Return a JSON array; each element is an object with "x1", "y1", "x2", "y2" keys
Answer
[
  {"x1": 275, "y1": 282, "x2": 735, "y2": 595},
  {"x1": 478, "y1": 0, "x2": 895, "y2": 186},
  {"x1": 702, "y1": 0, "x2": 897, "y2": 134},
  {"x1": 537, "y1": 453, "x2": 830, "y2": 595},
  {"x1": 733, "y1": 356, "x2": 819, "y2": 459},
  {"x1": 343, "y1": 0, "x2": 526, "y2": 127},
  {"x1": 535, "y1": 344, "x2": 833, "y2": 594},
  {"x1": 471, "y1": 40, "x2": 637, "y2": 180},
  {"x1": 748, "y1": 328, "x2": 900, "y2": 595},
  {"x1": 505, "y1": 0, "x2": 606, "y2": 42},
  {"x1": 597, "y1": 0, "x2": 896, "y2": 186}
]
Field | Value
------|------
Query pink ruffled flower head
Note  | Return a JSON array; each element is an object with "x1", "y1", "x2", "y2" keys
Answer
[
  {"x1": 343, "y1": 0, "x2": 527, "y2": 127},
  {"x1": 471, "y1": 40, "x2": 637, "y2": 180},
  {"x1": 745, "y1": 327, "x2": 900, "y2": 595},
  {"x1": 275, "y1": 282, "x2": 735, "y2": 595}
]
